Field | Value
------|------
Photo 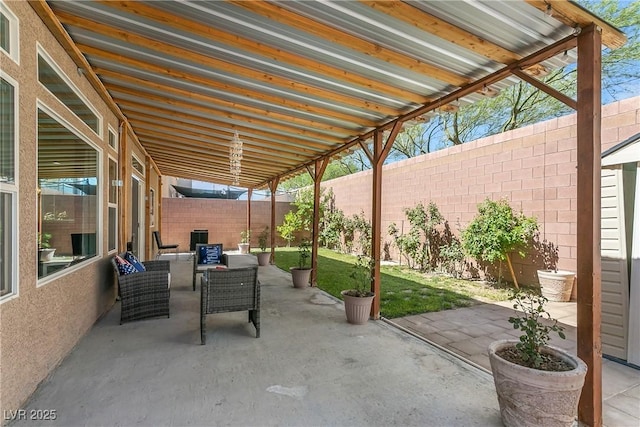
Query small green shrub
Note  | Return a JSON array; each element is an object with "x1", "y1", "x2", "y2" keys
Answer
[
  {"x1": 345, "y1": 255, "x2": 374, "y2": 297},
  {"x1": 462, "y1": 198, "x2": 537, "y2": 288},
  {"x1": 508, "y1": 291, "x2": 566, "y2": 370},
  {"x1": 297, "y1": 239, "x2": 311, "y2": 269},
  {"x1": 258, "y1": 227, "x2": 269, "y2": 252}
]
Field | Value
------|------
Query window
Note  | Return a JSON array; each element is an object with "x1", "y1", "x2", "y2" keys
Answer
[
  {"x1": 132, "y1": 155, "x2": 144, "y2": 175},
  {"x1": 1, "y1": 74, "x2": 17, "y2": 300},
  {"x1": 108, "y1": 127, "x2": 117, "y2": 151},
  {"x1": 37, "y1": 48, "x2": 101, "y2": 135},
  {"x1": 38, "y1": 107, "x2": 99, "y2": 279},
  {"x1": 0, "y1": 1, "x2": 19, "y2": 64},
  {"x1": 108, "y1": 157, "x2": 118, "y2": 252}
]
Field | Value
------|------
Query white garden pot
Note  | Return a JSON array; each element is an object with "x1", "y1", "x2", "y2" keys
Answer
[
  {"x1": 537, "y1": 270, "x2": 575, "y2": 302},
  {"x1": 488, "y1": 339, "x2": 587, "y2": 427},
  {"x1": 238, "y1": 243, "x2": 250, "y2": 254},
  {"x1": 341, "y1": 291, "x2": 375, "y2": 325},
  {"x1": 290, "y1": 267, "x2": 312, "y2": 288}
]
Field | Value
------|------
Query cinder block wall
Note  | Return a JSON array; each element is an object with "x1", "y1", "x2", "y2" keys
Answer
[
  {"x1": 323, "y1": 96, "x2": 640, "y2": 287},
  {"x1": 161, "y1": 198, "x2": 292, "y2": 251}
]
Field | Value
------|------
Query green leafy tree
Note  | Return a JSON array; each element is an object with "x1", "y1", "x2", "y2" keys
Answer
[
  {"x1": 462, "y1": 198, "x2": 538, "y2": 289},
  {"x1": 277, "y1": 211, "x2": 302, "y2": 247}
]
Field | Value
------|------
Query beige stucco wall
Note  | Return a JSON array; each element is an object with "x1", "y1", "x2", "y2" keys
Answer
[{"x1": 1, "y1": 2, "x2": 120, "y2": 416}]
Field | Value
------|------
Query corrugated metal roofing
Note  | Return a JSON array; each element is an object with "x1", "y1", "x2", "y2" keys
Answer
[{"x1": 38, "y1": 0, "x2": 625, "y2": 188}]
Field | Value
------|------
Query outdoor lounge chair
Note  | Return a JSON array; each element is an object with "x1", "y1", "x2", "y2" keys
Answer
[
  {"x1": 152, "y1": 231, "x2": 179, "y2": 259},
  {"x1": 200, "y1": 266, "x2": 260, "y2": 345},
  {"x1": 193, "y1": 243, "x2": 227, "y2": 291},
  {"x1": 111, "y1": 255, "x2": 170, "y2": 324}
]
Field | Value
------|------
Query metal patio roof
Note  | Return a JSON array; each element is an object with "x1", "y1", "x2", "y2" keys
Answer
[{"x1": 33, "y1": 0, "x2": 625, "y2": 188}]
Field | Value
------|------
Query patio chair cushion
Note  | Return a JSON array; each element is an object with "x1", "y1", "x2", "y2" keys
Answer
[
  {"x1": 198, "y1": 244, "x2": 223, "y2": 264},
  {"x1": 114, "y1": 255, "x2": 137, "y2": 276},
  {"x1": 124, "y1": 251, "x2": 146, "y2": 272}
]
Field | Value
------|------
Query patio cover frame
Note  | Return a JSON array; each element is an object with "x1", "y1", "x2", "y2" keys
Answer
[{"x1": 29, "y1": 1, "x2": 626, "y2": 425}]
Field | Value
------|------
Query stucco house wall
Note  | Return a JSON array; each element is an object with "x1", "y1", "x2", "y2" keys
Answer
[{"x1": 1, "y1": 1, "x2": 121, "y2": 416}]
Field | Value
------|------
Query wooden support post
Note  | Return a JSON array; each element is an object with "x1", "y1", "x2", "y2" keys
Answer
[
  {"x1": 576, "y1": 24, "x2": 602, "y2": 427},
  {"x1": 269, "y1": 178, "x2": 279, "y2": 264},
  {"x1": 119, "y1": 123, "x2": 128, "y2": 253},
  {"x1": 310, "y1": 158, "x2": 330, "y2": 286},
  {"x1": 247, "y1": 188, "x2": 253, "y2": 251},
  {"x1": 370, "y1": 123, "x2": 401, "y2": 319}
]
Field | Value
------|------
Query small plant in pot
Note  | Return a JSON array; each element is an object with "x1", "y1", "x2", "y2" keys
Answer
[
  {"x1": 238, "y1": 229, "x2": 250, "y2": 254},
  {"x1": 535, "y1": 238, "x2": 575, "y2": 302},
  {"x1": 38, "y1": 232, "x2": 56, "y2": 261},
  {"x1": 290, "y1": 239, "x2": 312, "y2": 288},
  {"x1": 341, "y1": 255, "x2": 375, "y2": 325},
  {"x1": 256, "y1": 227, "x2": 271, "y2": 266},
  {"x1": 488, "y1": 291, "x2": 587, "y2": 427}
]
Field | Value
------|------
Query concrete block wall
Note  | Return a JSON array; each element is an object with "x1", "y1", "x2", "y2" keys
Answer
[
  {"x1": 161, "y1": 198, "x2": 292, "y2": 252},
  {"x1": 323, "y1": 96, "x2": 640, "y2": 287}
]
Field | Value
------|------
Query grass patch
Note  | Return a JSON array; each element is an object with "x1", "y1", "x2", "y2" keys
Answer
[{"x1": 273, "y1": 247, "x2": 511, "y2": 319}]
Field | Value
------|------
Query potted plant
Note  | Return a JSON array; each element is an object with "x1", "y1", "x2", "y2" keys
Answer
[
  {"x1": 256, "y1": 227, "x2": 271, "y2": 266},
  {"x1": 290, "y1": 239, "x2": 312, "y2": 288},
  {"x1": 536, "y1": 239, "x2": 575, "y2": 302},
  {"x1": 238, "y1": 229, "x2": 250, "y2": 254},
  {"x1": 38, "y1": 232, "x2": 56, "y2": 261},
  {"x1": 340, "y1": 255, "x2": 375, "y2": 324},
  {"x1": 488, "y1": 291, "x2": 587, "y2": 427}
]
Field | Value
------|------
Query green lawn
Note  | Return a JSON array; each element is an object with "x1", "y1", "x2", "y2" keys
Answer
[{"x1": 270, "y1": 247, "x2": 511, "y2": 318}]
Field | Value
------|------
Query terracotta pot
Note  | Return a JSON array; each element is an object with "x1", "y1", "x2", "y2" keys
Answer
[
  {"x1": 238, "y1": 243, "x2": 250, "y2": 254},
  {"x1": 256, "y1": 252, "x2": 271, "y2": 266},
  {"x1": 488, "y1": 339, "x2": 587, "y2": 427},
  {"x1": 341, "y1": 291, "x2": 375, "y2": 325},
  {"x1": 290, "y1": 267, "x2": 312, "y2": 288},
  {"x1": 537, "y1": 270, "x2": 575, "y2": 302}
]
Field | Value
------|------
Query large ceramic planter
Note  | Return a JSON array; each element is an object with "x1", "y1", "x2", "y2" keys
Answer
[
  {"x1": 341, "y1": 291, "x2": 375, "y2": 325},
  {"x1": 238, "y1": 243, "x2": 250, "y2": 254},
  {"x1": 537, "y1": 270, "x2": 575, "y2": 302},
  {"x1": 290, "y1": 267, "x2": 312, "y2": 288},
  {"x1": 256, "y1": 252, "x2": 271, "y2": 266},
  {"x1": 488, "y1": 339, "x2": 587, "y2": 427}
]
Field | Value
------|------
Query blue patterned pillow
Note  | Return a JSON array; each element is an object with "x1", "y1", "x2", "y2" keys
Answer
[
  {"x1": 124, "y1": 252, "x2": 146, "y2": 272},
  {"x1": 115, "y1": 255, "x2": 137, "y2": 276},
  {"x1": 199, "y1": 244, "x2": 222, "y2": 265}
]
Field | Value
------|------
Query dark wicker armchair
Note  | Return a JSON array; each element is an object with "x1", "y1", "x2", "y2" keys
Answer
[
  {"x1": 111, "y1": 255, "x2": 171, "y2": 324},
  {"x1": 200, "y1": 266, "x2": 260, "y2": 345}
]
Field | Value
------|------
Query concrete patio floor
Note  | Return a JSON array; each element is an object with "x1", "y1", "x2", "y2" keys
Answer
[
  {"x1": 13, "y1": 254, "x2": 502, "y2": 426},
  {"x1": 14, "y1": 253, "x2": 639, "y2": 426}
]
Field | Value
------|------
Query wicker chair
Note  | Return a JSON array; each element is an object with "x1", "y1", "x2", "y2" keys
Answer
[
  {"x1": 193, "y1": 243, "x2": 227, "y2": 291},
  {"x1": 111, "y1": 255, "x2": 171, "y2": 324},
  {"x1": 200, "y1": 266, "x2": 260, "y2": 345}
]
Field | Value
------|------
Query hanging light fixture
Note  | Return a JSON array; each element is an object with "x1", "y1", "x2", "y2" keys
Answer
[{"x1": 229, "y1": 131, "x2": 243, "y2": 186}]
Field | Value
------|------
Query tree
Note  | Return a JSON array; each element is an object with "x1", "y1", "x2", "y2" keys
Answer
[{"x1": 462, "y1": 198, "x2": 538, "y2": 289}]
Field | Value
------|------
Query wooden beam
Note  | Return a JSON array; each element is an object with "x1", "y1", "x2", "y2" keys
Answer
[
  {"x1": 94, "y1": 2, "x2": 431, "y2": 104},
  {"x1": 93, "y1": 65, "x2": 378, "y2": 127},
  {"x1": 361, "y1": 0, "x2": 521, "y2": 64},
  {"x1": 512, "y1": 69, "x2": 577, "y2": 110},
  {"x1": 247, "y1": 189, "x2": 252, "y2": 252},
  {"x1": 74, "y1": 42, "x2": 400, "y2": 117},
  {"x1": 27, "y1": 1, "x2": 126, "y2": 122},
  {"x1": 102, "y1": 76, "x2": 360, "y2": 134},
  {"x1": 576, "y1": 24, "x2": 603, "y2": 427},
  {"x1": 232, "y1": 0, "x2": 469, "y2": 87},
  {"x1": 269, "y1": 178, "x2": 280, "y2": 265},
  {"x1": 524, "y1": 0, "x2": 626, "y2": 49},
  {"x1": 310, "y1": 158, "x2": 331, "y2": 286}
]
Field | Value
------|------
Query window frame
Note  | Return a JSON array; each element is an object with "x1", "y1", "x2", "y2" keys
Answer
[
  {"x1": 36, "y1": 101, "x2": 103, "y2": 286},
  {"x1": 36, "y1": 44, "x2": 102, "y2": 138},
  {"x1": 0, "y1": 1, "x2": 19, "y2": 65},
  {"x1": 0, "y1": 71, "x2": 19, "y2": 303},
  {"x1": 108, "y1": 125, "x2": 118, "y2": 152},
  {"x1": 108, "y1": 155, "x2": 118, "y2": 254}
]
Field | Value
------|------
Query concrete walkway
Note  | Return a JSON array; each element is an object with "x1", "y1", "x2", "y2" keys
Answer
[
  {"x1": 393, "y1": 300, "x2": 640, "y2": 427},
  {"x1": 13, "y1": 255, "x2": 502, "y2": 427}
]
